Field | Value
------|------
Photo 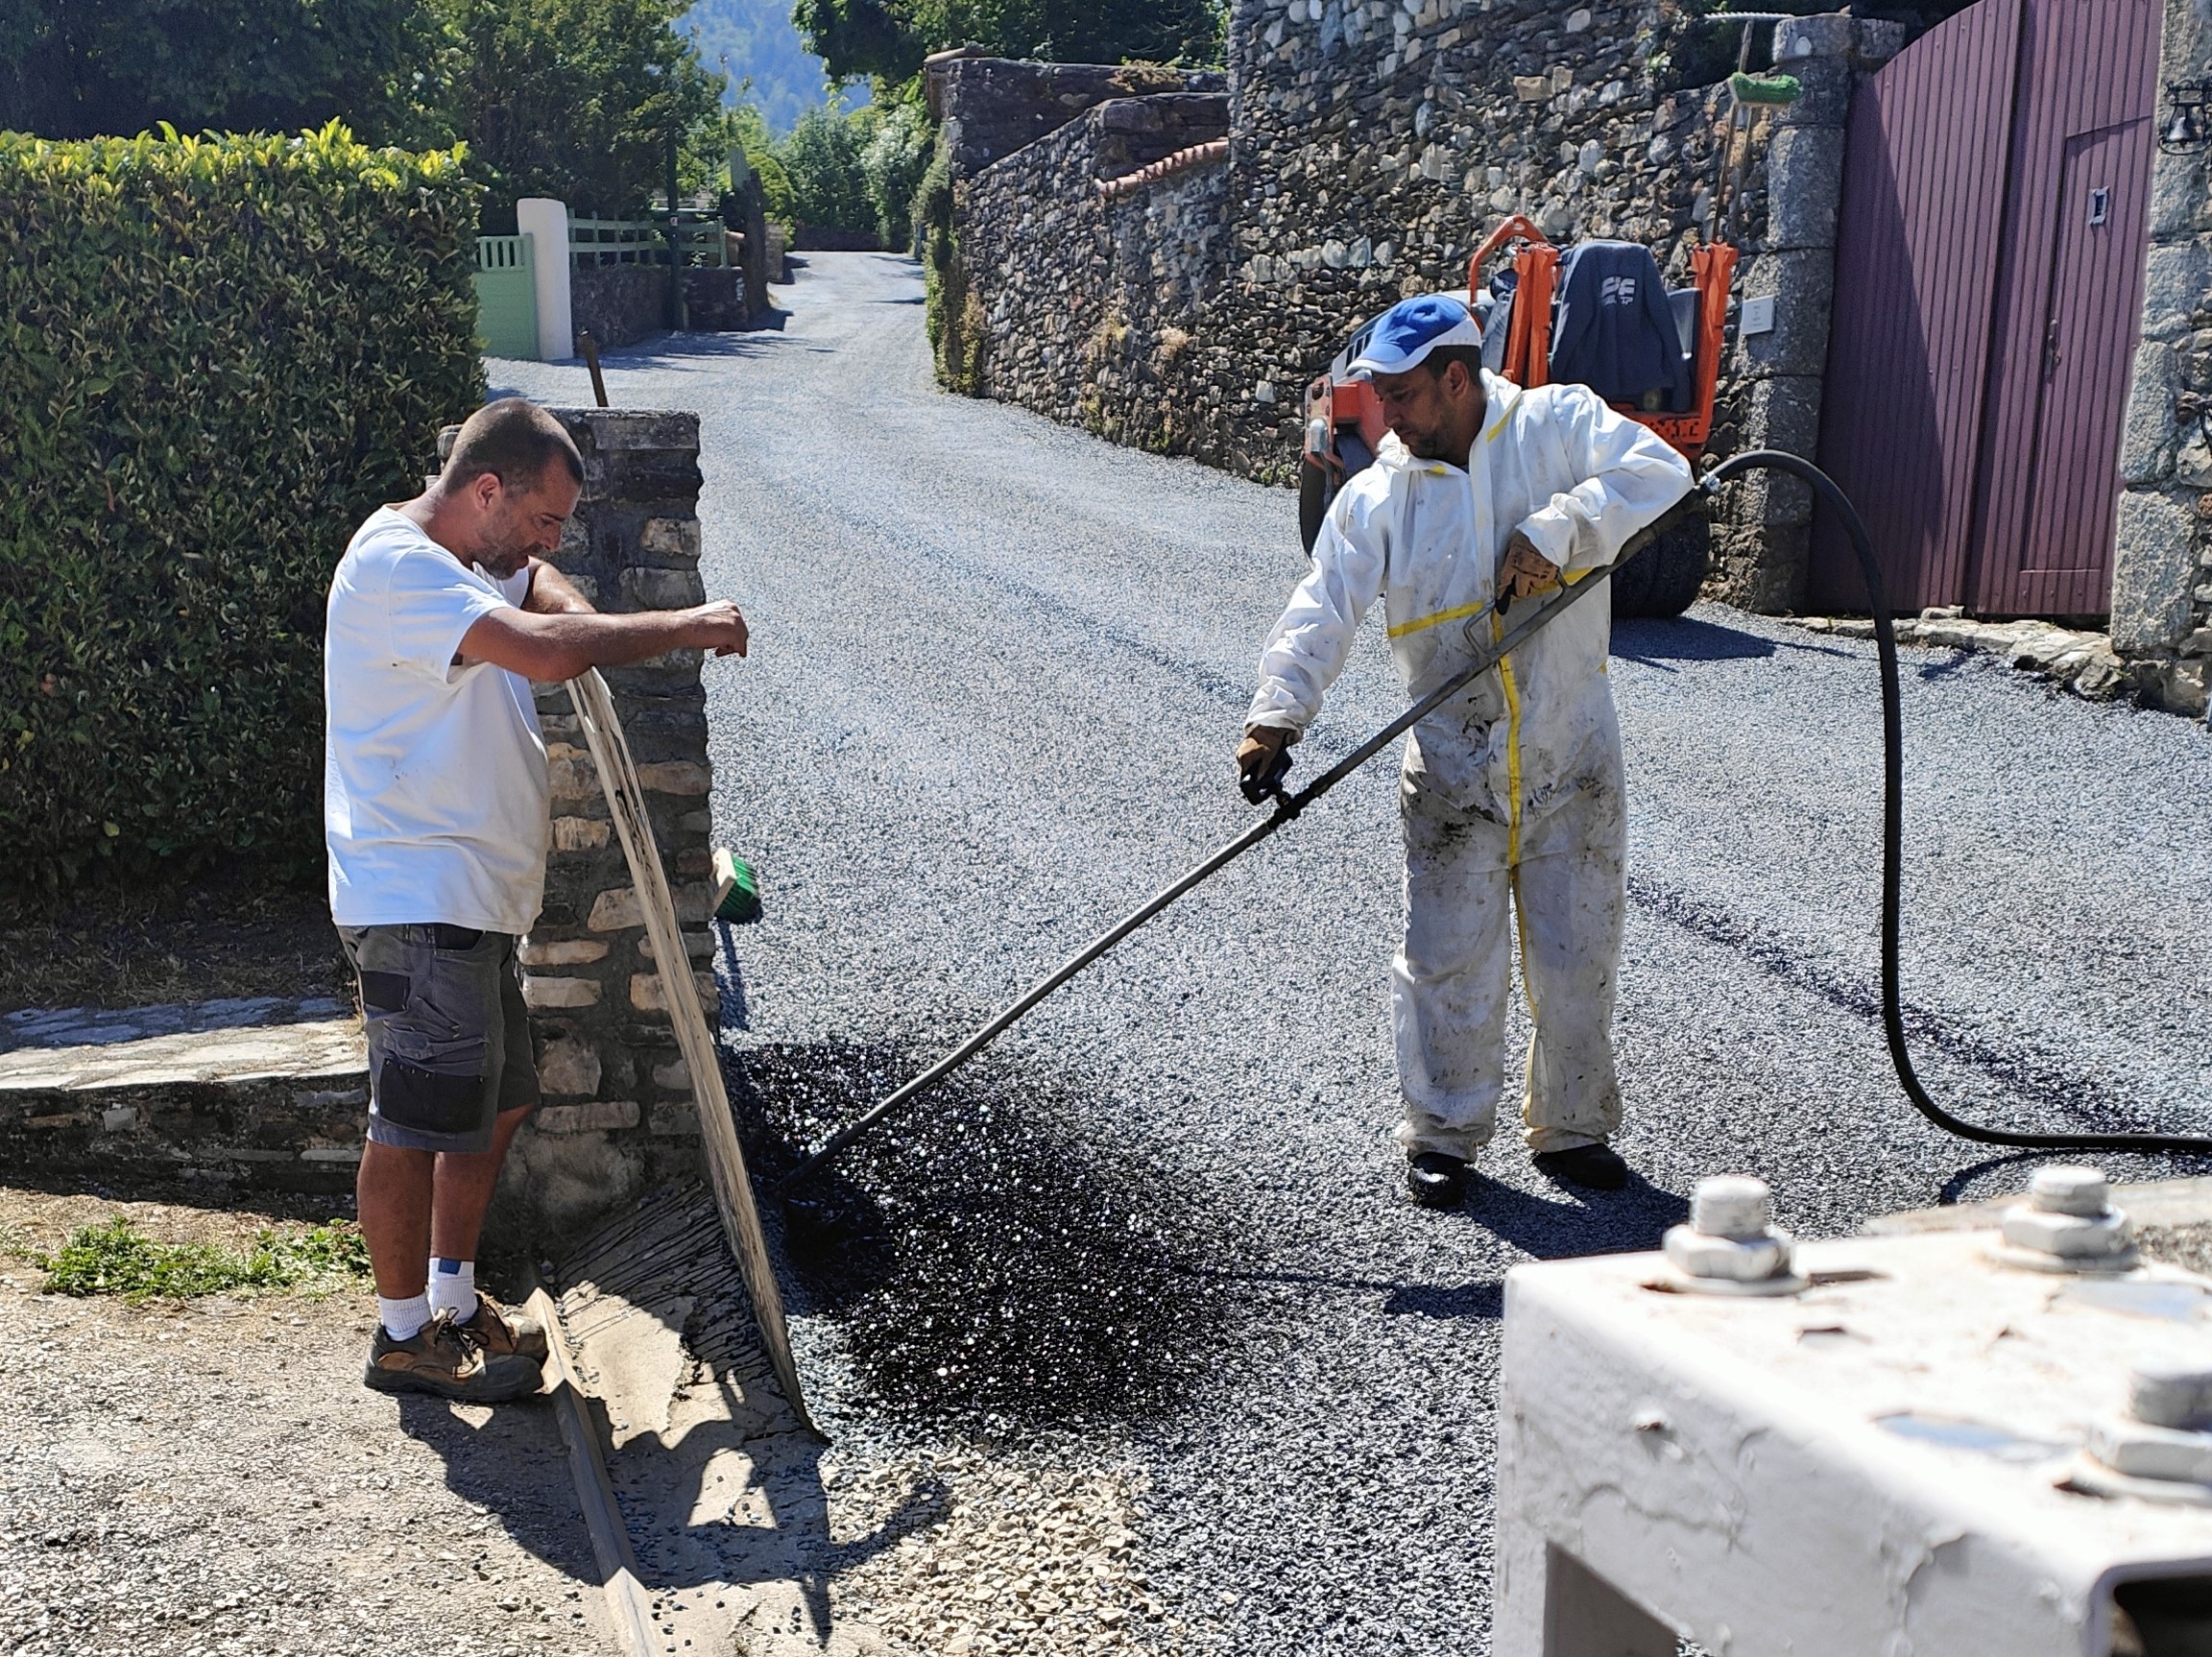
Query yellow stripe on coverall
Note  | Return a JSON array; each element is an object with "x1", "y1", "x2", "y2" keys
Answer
[{"x1": 1494, "y1": 608, "x2": 1525, "y2": 868}]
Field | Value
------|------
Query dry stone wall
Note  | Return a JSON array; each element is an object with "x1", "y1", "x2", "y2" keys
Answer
[
  {"x1": 496, "y1": 408, "x2": 722, "y2": 1237},
  {"x1": 961, "y1": 94, "x2": 1236, "y2": 452},
  {"x1": 2108, "y1": 0, "x2": 2212, "y2": 719},
  {"x1": 944, "y1": 9, "x2": 1901, "y2": 607},
  {"x1": 929, "y1": 54, "x2": 1228, "y2": 174}
]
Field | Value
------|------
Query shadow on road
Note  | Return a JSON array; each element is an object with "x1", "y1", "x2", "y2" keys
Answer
[
  {"x1": 392, "y1": 1394, "x2": 602, "y2": 1588},
  {"x1": 1475, "y1": 1166, "x2": 1689, "y2": 1258},
  {"x1": 1613, "y1": 613, "x2": 1855, "y2": 669}
]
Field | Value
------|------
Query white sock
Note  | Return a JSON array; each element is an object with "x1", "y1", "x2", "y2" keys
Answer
[
  {"x1": 429, "y1": 1257, "x2": 478, "y2": 1323},
  {"x1": 379, "y1": 1294, "x2": 432, "y2": 1342}
]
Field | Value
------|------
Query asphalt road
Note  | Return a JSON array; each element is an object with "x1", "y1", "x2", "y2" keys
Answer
[{"x1": 493, "y1": 252, "x2": 2212, "y2": 1651}]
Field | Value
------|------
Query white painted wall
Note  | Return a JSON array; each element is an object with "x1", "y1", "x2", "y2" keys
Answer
[{"x1": 516, "y1": 197, "x2": 574, "y2": 362}]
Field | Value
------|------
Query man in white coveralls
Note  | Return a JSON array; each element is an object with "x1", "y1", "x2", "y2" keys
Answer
[{"x1": 1238, "y1": 295, "x2": 1692, "y2": 1209}]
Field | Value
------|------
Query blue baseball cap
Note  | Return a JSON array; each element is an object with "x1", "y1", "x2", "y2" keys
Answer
[{"x1": 1345, "y1": 294, "x2": 1483, "y2": 377}]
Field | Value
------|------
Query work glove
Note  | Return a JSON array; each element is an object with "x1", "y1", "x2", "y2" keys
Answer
[
  {"x1": 1498, "y1": 530, "x2": 1562, "y2": 613},
  {"x1": 1237, "y1": 725, "x2": 1292, "y2": 804}
]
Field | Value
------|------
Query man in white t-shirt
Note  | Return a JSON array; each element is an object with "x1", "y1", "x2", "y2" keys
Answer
[{"x1": 326, "y1": 397, "x2": 748, "y2": 1402}]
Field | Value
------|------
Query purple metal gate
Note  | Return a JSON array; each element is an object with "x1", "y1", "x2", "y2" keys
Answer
[{"x1": 1812, "y1": 0, "x2": 2159, "y2": 618}]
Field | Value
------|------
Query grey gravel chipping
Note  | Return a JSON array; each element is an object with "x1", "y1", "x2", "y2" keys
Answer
[{"x1": 491, "y1": 252, "x2": 2212, "y2": 1652}]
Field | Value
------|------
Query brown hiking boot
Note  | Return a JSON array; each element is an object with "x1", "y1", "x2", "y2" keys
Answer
[
  {"x1": 363, "y1": 1312, "x2": 542, "y2": 1402},
  {"x1": 460, "y1": 1291, "x2": 550, "y2": 1361}
]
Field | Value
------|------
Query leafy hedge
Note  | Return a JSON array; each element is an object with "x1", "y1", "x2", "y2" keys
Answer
[
  {"x1": 0, "y1": 123, "x2": 485, "y2": 893},
  {"x1": 916, "y1": 135, "x2": 983, "y2": 395}
]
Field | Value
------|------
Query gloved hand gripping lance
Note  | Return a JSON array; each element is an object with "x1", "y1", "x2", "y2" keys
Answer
[{"x1": 780, "y1": 544, "x2": 1626, "y2": 1190}]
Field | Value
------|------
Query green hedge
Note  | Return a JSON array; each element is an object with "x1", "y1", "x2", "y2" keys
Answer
[{"x1": 0, "y1": 122, "x2": 485, "y2": 893}]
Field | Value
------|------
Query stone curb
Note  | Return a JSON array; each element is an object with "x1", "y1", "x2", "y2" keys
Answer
[{"x1": 1790, "y1": 608, "x2": 2133, "y2": 701}]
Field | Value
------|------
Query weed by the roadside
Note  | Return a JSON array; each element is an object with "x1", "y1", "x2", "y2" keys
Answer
[
  {"x1": 41, "y1": 1217, "x2": 370, "y2": 1301},
  {"x1": 0, "y1": 1223, "x2": 45, "y2": 1268}
]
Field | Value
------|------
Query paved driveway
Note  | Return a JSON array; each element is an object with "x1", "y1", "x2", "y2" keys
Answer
[{"x1": 493, "y1": 252, "x2": 2212, "y2": 1652}]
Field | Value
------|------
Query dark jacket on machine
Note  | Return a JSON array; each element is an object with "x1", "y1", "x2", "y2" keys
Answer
[{"x1": 1546, "y1": 240, "x2": 1689, "y2": 411}]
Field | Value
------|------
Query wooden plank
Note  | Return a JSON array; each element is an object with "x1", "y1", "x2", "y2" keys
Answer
[
  {"x1": 527, "y1": 1285, "x2": 661, "y2": 1657},
  {"x1": 565, "y1": 669, "x2": 816, "y2": 1435}
]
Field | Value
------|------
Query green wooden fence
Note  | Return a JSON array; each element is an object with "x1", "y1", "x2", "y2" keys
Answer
[
  {"x1": 570, "y1": 216, "x2": 728, "y2": 269},
  {"x1": 472, "y1": 233, "x2": 538, "y2": 358}
]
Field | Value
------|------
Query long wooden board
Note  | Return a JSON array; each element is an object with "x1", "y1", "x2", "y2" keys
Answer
[
  {"x1": 565, "y1": 669, "x2": 815, "y2": 1434},
  {"x1": 527, "y1": 1285, "x2": 661, "y2": 1657}
]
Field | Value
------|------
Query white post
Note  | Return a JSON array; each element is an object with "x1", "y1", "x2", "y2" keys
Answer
[{"x1": 515, "y1": 197, "x2": 574, "y2": 361}]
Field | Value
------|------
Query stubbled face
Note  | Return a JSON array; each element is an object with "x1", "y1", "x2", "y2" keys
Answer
[
  {"x1": 474, "y1": 468, "x2": 582, "y2": 578},
  {"x1": 1369, "y1": 360, "x2": 1479, "y2": 461}
]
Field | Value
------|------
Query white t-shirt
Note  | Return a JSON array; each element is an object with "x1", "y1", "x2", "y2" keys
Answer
[{"x1": 325, "y1": 507, "x2": 551, "y2": 934}]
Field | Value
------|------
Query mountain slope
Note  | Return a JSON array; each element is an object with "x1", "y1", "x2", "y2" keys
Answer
[{"x1": 685, "y1": 0, "x2": 855, "y2": 129}]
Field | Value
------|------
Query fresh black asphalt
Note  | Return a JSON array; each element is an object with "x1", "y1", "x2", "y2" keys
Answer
[{"x1": 493, "y1": 251, "x2": 2212, "y2": 1651}]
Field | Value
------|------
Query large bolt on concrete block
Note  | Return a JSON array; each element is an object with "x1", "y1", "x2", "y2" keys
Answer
[
  {"x1": 2130, "y1": 1359, "x2": 2212, "y2": 1433},
  {"x1": 2029, "y1": 1165, "x2": 2111, "y2": 1217},
  {"x1": 1690, "y1": 1174, "x2": 1771, "y2": 1240},
  {"x1": 2001, "y1": 1205, "x2": 2133, "y2": 1260}
]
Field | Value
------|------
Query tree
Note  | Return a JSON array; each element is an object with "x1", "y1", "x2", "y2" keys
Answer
[
  {"x1": 778, "y1": 105, "x2": 873, "y2": 232},
  {"x1": 794, "y1": 0, "x2": 1225, "y2": 88},
  {"x1": 0, "y1": 0, "x2": 450, "y2": 144},
  {"x1": 437, "y1": 0, "x2": 724, "y2": 228},
  {"x1": 789, "y1": 0, "x2": 920, "y2": 89},
  {"x1": 859, "y1": 99, "x2": 930, "y2": 249}
]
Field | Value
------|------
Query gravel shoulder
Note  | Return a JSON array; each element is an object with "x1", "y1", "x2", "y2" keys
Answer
[{"x1": 0, "y1": 1189, "x2": 610, "y2": 1657}]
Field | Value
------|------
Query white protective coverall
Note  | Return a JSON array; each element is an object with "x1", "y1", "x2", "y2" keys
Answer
[{"x1": 1248, "y1": 370, "x2": 1692, "y2": 1157}]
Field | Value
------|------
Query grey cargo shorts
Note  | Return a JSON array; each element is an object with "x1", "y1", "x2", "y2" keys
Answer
[{"x1": 339, "y1": 925, "x2": 541, "y2": 1154}]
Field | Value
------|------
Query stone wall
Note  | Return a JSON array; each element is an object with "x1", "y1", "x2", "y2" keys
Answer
[
  {"x1": 2108, "y1": 0, "x2": 2212, "y2": 720},
  {"x1": 0, "y1": 1030, "x2": 372, "y2": 1198},
  {"x1": 570, "y1": 266, "x2": 755, "y2": 350},
  {"x1": 962, "y1": 95, "x2": 1236, "y2": 449},
  {"x1": 927, "y1": 51, "x2": 1228, "y2": 175},
  {"x1": 572, "y1": 265, "x2": 668, "y2": 350},
  {"x1": 494, "y1": 408, "x2": 721, "y2": 1238},
  {"x1": 942, "y1": 10, "x2": 1900, "y2": 606}
]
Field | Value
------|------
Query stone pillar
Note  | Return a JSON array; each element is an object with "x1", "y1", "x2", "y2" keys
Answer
[
  {"x1": 2109, "y1": 0, "x2": 2212, "y2": 719},
  {"x1": 1711, "y1": 13, "x2": 1903, "y2": 612},
  {"x1": 437, "y1": 410, "x2": 719, "y2": 1240}
]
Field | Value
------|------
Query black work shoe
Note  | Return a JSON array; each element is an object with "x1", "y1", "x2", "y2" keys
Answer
[
  {"x1": 1407, "y1": 1151, "x2": 1471, "y2": 1209},
  {"x1": 1533, "y1": 1142, "x2": 1629, "y2": 1191},
  {"x1": 363, "y1": 1312, "x2": 543, "y2": 1402}
]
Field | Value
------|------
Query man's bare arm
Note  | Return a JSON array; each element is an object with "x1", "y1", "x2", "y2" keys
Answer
[
  {"x1": 522, "y1": 559, "x2": 596, "y2": 616},
  {"x1": 460, "y1": 600, "x2": 749, "y2": 683}
]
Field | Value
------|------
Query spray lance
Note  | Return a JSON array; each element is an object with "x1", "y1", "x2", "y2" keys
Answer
[{"x1": 781, "y1": 457, "x2": 2212, "y2": 1193}]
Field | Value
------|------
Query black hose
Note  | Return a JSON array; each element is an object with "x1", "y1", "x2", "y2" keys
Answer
[{"x1": 1707, "y1": 450, "x2": 2212, "y2": 1158}]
